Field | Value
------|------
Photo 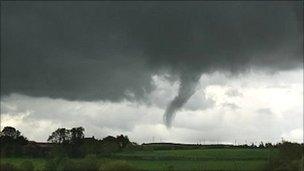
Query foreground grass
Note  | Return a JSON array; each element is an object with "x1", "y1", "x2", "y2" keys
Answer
[
  {"x1": 1, "y1": 148, "x2": 277, "y2": 170},
  {"x1": 0, "y1": 158, "x2": 269, "y2": 171},
  {"x1": 1, "y1": 158, "x2": 46, "y2": 170}
]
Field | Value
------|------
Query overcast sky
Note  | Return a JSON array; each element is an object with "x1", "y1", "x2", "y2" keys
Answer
[{"x1": 1, "y1": 1, "x2": 303, "y2": 144}]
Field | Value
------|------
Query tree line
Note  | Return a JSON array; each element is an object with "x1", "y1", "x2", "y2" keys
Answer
[{"x1": 0, "y1": 126, "x2": 135, "y2": 158}]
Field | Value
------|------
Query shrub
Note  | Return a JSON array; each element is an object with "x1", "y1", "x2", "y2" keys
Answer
[
  {"x1": 277, "y1": 141, "x2": 303, "y2": 161},
  {"x1": 165, "y1": 165, "x2": 175, "y2": 171},
  {"x1": 44, "y1": 156, "x2": 72, "y2": 171},
  {"x1": 44, "y1": 159, "x2": 57, "y2": 171},
  {"x1": 264, "y1": 141, "x2": 304, "y2": 171},
  {"x1": 56, "y1": 157, "x2": 77, "y2": 171},
  {"x1": 100, "y1": 161, "x2": 137, "y2": 171},
  {"x1": 77, "y1": 154, "x2": 99, "y2": 171},
  {"x1": 0, "y1": 163, "x2": 18, "y2": 171},
  {"x1": 19, "y1": 160, "x2": 34, "y2": 171}
]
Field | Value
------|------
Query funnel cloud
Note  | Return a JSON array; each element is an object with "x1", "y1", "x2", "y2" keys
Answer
[{"x1": 164, "y1": 72, "x2": 201, "y2": 127}]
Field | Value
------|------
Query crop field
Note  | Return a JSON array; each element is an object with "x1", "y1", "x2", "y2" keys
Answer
[
  {"x1": 1, "y1": 148, "x2": 278, "y2": 171},
  {"x1": 113, "y1": 148, "x2": 278, "y2": 170}
]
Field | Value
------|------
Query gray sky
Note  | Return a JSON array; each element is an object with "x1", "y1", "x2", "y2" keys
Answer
[{"x1": 1, "y1": 1, "x2": 303, "y2": 144}]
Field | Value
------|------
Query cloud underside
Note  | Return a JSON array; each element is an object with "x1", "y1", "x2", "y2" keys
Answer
[
  {"x1": 1, "y1": 2, "x2": 303, "y2": 127},
  {"x1": 1, "y1": 70, "x2": 303, "y2": 143},
  {"x1": 1, "y1": 2, "x2": 302, "y2": 101}
]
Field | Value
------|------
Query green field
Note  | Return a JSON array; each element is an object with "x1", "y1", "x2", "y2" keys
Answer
[{"x1": 1, "y1": 148, "x2": 278, "y2": 171}]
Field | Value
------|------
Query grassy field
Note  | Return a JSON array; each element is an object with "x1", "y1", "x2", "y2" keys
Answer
[
  {"x1": 1, "y1": 148, "x2": 278, "y2": 171},
  {"x1": 115, "y1": 148, "x2": 277, "y2": 160}
]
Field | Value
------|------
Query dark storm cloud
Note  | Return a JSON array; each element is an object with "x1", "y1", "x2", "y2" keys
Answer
[{"x1": 1, "y1": 1, "x2": 302, "y2": 125}]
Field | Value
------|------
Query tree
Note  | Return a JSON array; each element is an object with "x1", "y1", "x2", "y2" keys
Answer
[
  {"x1": 258, "y1": 141, "x2": 265, "y2": 148},
  {"x1": 0, "y1": 126, "x2": 28, "y2": 157},
  {"x1": 1, "y1": 126, "x2": 21, "y2": 138},
  {"x1": 102, "y1": 136, "x2": 116, "y2": 142},
  {"x1": 69, "y1": 127, "x2": 85, "y2": 157},
  {"x1": 265, "y1": 142, "x2": 273, "y2": 148},
  {"x1": 70, "y1": 127, "x2": 85, "y2": 143},
  {"x1": 47, "y1": 128, "x2": 70, "y2": 143},
  {"x1": 116, "y1": 135, "x2": 130, "y2": 148},
  {"x1": 47, "y1": 127, "x2": 85, "y2": 157},
  {"x1": 0, "y1": 126, "x2": 27, "y2": 144}
]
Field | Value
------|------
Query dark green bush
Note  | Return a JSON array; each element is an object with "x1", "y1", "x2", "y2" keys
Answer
[
  {"x1": 100, "y1": 161, "x2": 137, "y2": 171},
  {"x1": 56, "y1": 157, "x2": 77, "y2": 171},
  {"x1": 44, "y1": 159, "x2": 57, "y2": 171},
  {"x1": 165, "y1": 165, "x2": 175, "y2": 171},
  {"x1": 264, "y1": 142, "x2": 304, "y2": 171},
  {"x1": 19, "y1": 160, "x2": 34, "y2": 171},
  {"x1": 79, "y1": 154, "x2": 99, "y2": 171},
  {"x1": 277, "y1": 141, "x2": 303, "y2": 161},
  {"x1": 44, "y1": 156, "x2": 72, "y2": 171},
  {"x1": 273, "y1": 159, "x2": 302, "y2": 171},
  {"x1": 0, "y1": 163, "x2": 19, "y2": 171}
]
